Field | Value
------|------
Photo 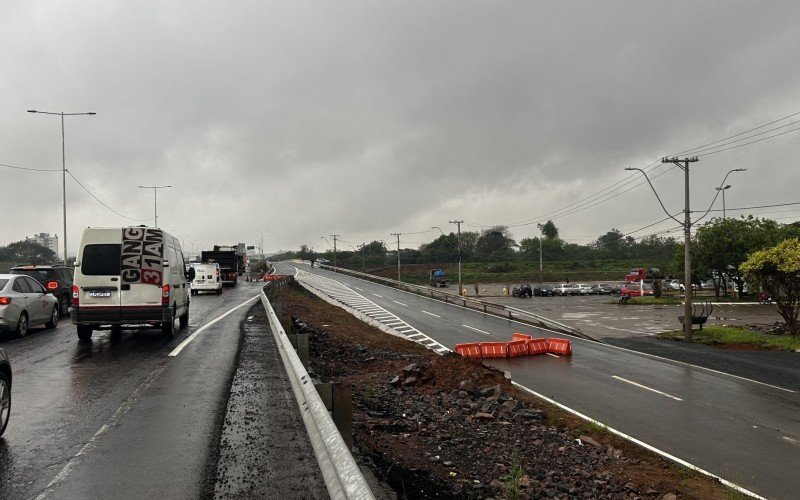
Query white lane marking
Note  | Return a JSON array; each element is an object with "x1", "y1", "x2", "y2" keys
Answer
[
  {"x1": 783, "y1": 436, "x2": 800, "y2": 447},
  {"x1": 512, "y1": 382, "x2": 767, "y2": 500},
  {"x1": 462, "y1": 324, "x2": 492, "y2": 336},
  {"x1": 169, "y1": 295, "x2": 258, "y2": 357},
  {"x1": 612, "y1": 375, "x2": 683, "y2": 401},
  {"x1": 393, "y1": 300, "x2": 407, "y2": 306},
  {"x1": 546, "y1": 353, "x2": 560, "y2": 358},
  {"x1": 421, "y1": 310, "x2": 440, "y2": 318},
  {"x1": 372, "y1": 293, "x2": 383, "y2": 298},
  {"x1": 351, "y1": 286, "x2": 363, "y2": 291}
]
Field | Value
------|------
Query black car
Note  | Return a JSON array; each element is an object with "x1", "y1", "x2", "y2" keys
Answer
[
  {"x1": 511, "y1": 284, "x2": 533, "y2": 297},
  {"x1": 10, "y1": 264, "x2": 74, "y2": 317},
  {"x1": 591, "y1": 283, "x2": 613, "y2": 295},
  {"x1": 534, "y1": 284, "x2": 554, "y2": 296},
  {"x1": 0, "y1": 348, "x2": 10, "y2": 437},
  {"x1": 611, "y1": 283, "x2": 627, "y2": 295}
]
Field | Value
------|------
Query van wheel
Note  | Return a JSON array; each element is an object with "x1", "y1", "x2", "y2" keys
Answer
[
  {"x1": 162, "y1": 308, "x2": 175, "y2": 338},
  {"x1": 16, "y1": 313, "x2": 28, "y2": 338},
  {"x1": 216, "y1": 288, "x2": 222, "y2": 295},
  {"x1": 179, "y1": 308, "x2": 189, "y2": 329},
  {"x1": 77, "y1": 325, "x2": 93, "y2": 342},
  {"x1": 46, "y1": 306, "x2": 59, "y2": 329}
]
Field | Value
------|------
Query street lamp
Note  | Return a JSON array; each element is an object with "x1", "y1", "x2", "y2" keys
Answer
[
  {"x1": 715, "y1": 168, "x2": 746, "y2": 219},
  {"x1": 27, "y1": 109, "x2": 96, "y2": 263},
  {"x1": 256, "y1": 229, "x2": 270, "y2": 261},
  {"x1": 137, "y1": 185, "x2": 172, "y2": 228}
]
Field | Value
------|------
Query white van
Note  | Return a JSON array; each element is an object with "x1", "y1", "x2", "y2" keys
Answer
[
  {"x1": 70, "y1": 226, "x2": 192, "y2": 341},
  {"x1": 191, "y1": 263, "x2": 222, "y2": 295}
]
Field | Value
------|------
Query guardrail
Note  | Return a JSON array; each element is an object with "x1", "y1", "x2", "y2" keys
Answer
[
  {"x1": 309, "y1": 262, "x2": 595, "y2": 341},
  {"x1": 260, "y1": 284, "x2": 375, "y2": 500}
]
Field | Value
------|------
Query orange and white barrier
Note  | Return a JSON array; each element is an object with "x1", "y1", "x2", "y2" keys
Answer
[
  {"x1": 507, "y1": 339, "x2": 529, "y2": 357},
  {"x1": 480, "y1": 342, "x2": 508, "y2": 358},
  {"x1": 454, "y1": 342, "x2": 482, "y2": 358},
  {"x1": 454, "y1": 333, "x2": 572, "y2": 359},
  {"x1": 546, "y1": 337, "x2": 572, "y2": 355}
]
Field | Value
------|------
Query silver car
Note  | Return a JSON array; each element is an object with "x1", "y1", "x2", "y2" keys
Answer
[{"x1": 0, "y1": 274, "x2": 60, "y2": 337}]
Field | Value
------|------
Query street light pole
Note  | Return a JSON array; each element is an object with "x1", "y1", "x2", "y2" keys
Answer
[
  {"x1": 329, "y1": 234, "x2": 340, "y2": 270},
  {"x1": 715, "y1": 168, "x2": 745, "y2": 220},
  {"x1": 390, "y1": 233, "x2": 401, "y2": 281},
  {"x1": 449, "y1": 220, "x2": 463, "y2": 294},
  {"x1": 27, "y1": 109, "x2": 96, "y2": 263},
  {"x1": 138, "y1": 185, "x2": 172, "y2": 227}
]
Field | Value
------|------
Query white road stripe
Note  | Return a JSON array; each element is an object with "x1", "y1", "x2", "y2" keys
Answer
[
  {"x1": 372, "y1": 293, "x2": 383, "y2": 298},
  {"x1": 421, "y1": 310, "x2": 440, "y2": 318},
  {"x1": 546, "y1": 353, "x2": 560, "y2": 358},
  {"x1": 393, "y1": 300, "x2": 407, "y2": 306},
  {"x1": 169, "y1": 295, "x2": 258, "y2": 357},
  {"x1": 351, "y1": 286, "x2": 363, "y2": 291},
  {"x1": 782, "y1": 436, "x2": 800, "y2": 447},
  {"x1": 612, "y1": 375, "x2": 683, "y2": 401},
  {"x1": 462, "y1": 324, "x2": 492, "y2": 336}
]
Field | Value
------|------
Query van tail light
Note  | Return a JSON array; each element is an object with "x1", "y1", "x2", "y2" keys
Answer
[
  {"x1": 162, "y1": 284, "x2": 171, "y2": 306},
  {"x1": 47, "y1": 281, "x2": 59, "y2": 290},
  {"x1": 72, "y1": 285, "x2": 79, "y2": 306},
  {"x1": 0, "y1": 297, "x2": 11, "y2": 305}
]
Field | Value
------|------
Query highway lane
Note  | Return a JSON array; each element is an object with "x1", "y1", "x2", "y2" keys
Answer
[
  {"x1": 282, "y1": 263, "x2": 800, "y2": 500},
  {"x1": 0, "y1": 281, "x2": 261, "y2": 499}
]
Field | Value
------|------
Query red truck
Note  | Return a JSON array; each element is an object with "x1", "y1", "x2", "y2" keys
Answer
[{"x1": 624, "y1": 267, "x2": 664, "y2": 283}]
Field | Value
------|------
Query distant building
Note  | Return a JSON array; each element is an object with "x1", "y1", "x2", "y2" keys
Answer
[{"x1": 29, "y1": 233, "x2": 59, "y2": 254}]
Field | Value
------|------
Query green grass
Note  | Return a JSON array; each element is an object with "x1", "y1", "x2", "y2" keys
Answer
[
  {"x1": 660, "y1": 325, "x2": 800, "y2": 351},
  {"x1": 573, "y1": 421, "x2": 610, "y2": 437}
]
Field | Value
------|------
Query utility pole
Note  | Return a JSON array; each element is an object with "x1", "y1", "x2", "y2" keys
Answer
[
  {"x1": 539, "y1": 237, "x2": 543, "y2": 286},
  {"x1": 662, "y1": 156, "x2": 699, "y2": 342},
  {"x1": 391, "y1": 233, "x2": 401, "y2": 281},
  {"x1": 330, "y1": 234, "x2": 339, "y2": 270},
  {"x1": 449, "y1": 220, "x2": 463, "y2": 294},
  {"x1": 361, "y1": 242, "x2": 366, "y2": 273}
]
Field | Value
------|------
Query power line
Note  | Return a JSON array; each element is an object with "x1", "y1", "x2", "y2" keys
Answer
[
  {"x1": 67, "y1": 170, "x2": 150, "y2": 222},
  {"x1": 0, "y1": 161, "x2": 60, "y2": 172}
]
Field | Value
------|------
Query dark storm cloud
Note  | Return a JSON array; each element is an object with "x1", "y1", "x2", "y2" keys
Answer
[{"x1": 2, "y1": 1, "x2": 800, "y2": 253}]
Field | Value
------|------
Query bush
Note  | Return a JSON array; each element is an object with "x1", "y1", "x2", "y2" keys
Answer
[{"x1": 486, "y1": 262, "x2": 513, "y2": 273}]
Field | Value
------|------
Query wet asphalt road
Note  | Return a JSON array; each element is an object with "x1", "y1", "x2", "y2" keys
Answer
[{"x1": 0, "y1": 281, "x2": 262, "y2": 499}]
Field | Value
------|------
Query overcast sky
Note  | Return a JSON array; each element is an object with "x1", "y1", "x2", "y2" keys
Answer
[{"x1": 3, "y1": 1, "x2": 800, "y2": 257}]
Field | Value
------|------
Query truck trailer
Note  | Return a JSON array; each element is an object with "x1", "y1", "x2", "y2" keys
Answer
[{"x1": 201, "y1": 245, "x2": 246, "y2": 286}]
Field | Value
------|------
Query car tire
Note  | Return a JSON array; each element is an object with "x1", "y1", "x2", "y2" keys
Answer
[
  {"x1": 216, "y1": 288, "x2": 222, "y2": 295},
  {"x1": 77, "y1": 325, "x2": 93, "y2": 342},
  {"x1": 45, "y1": 306, "x2": 59, "y2": 329},
  {"x1": 111, "y1": 325, "x2": 122, "y2": 337},
  {"x1": 59, "y1": 295, "x2": 70, "y2": 317},
  {"x1": 0, "y1": 371, "x2": 10, "y2": 437},
  {"x1": 16, "y1": 312, "x2": 28, "y2": 338},
  {"x1": 179, "y1": 305, "x2": 189, "y2": 329}
]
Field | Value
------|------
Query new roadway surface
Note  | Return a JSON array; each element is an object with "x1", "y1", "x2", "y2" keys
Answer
[{"x1": 281, "y1": 262, "x2": 800, "y2": 500}]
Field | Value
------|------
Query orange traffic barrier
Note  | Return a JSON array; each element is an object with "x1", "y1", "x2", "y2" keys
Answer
[
  {"x1": 454, "y1": 342, "x2": 482, "y2": 358},
  {"x1": 511, "y1": 332, "x2": 532, "y2": 343},
  {"x1": 528, "y1": 337, "x2": 549, "y2": 355},
  {"x1": 546, "y1": 337, "x2": 572, "y2": 355},
  {"x1": 507, "y1": 339, "x2": 528, "y2": 357},
  {"x1": 480, "y1": 342, "x2": 508, "y2": 358}
]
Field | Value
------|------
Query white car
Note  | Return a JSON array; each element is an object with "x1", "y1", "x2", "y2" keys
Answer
[
  {"x1": 552, "y1": 283, "x2": 578, "y2": 296},
  {"x1": 574, "y1": 284, "x2": 593, "y2": 295},
  {"x1": 0, "y1": 274, "x2": 60, "y2": 337}
]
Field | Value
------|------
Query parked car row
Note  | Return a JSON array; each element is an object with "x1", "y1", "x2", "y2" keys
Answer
[{"x1": 512, "y1": 283, "x2": 615, "y2": 297}]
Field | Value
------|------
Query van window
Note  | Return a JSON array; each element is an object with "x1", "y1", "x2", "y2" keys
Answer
[
  {"x1": 82, "y1": 244, "x2": 122, "y2": 276},
  {"x1": 167, "y1": 246, "x2": 179, "y2": 277}
]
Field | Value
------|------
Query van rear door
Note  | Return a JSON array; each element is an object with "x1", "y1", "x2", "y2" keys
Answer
[
  {"x1": 79, "y1": 242, "x2": 122, "y2": 322},
  {"x1": 120, "y1": 227, "x2": 165, "y2": 310}
]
